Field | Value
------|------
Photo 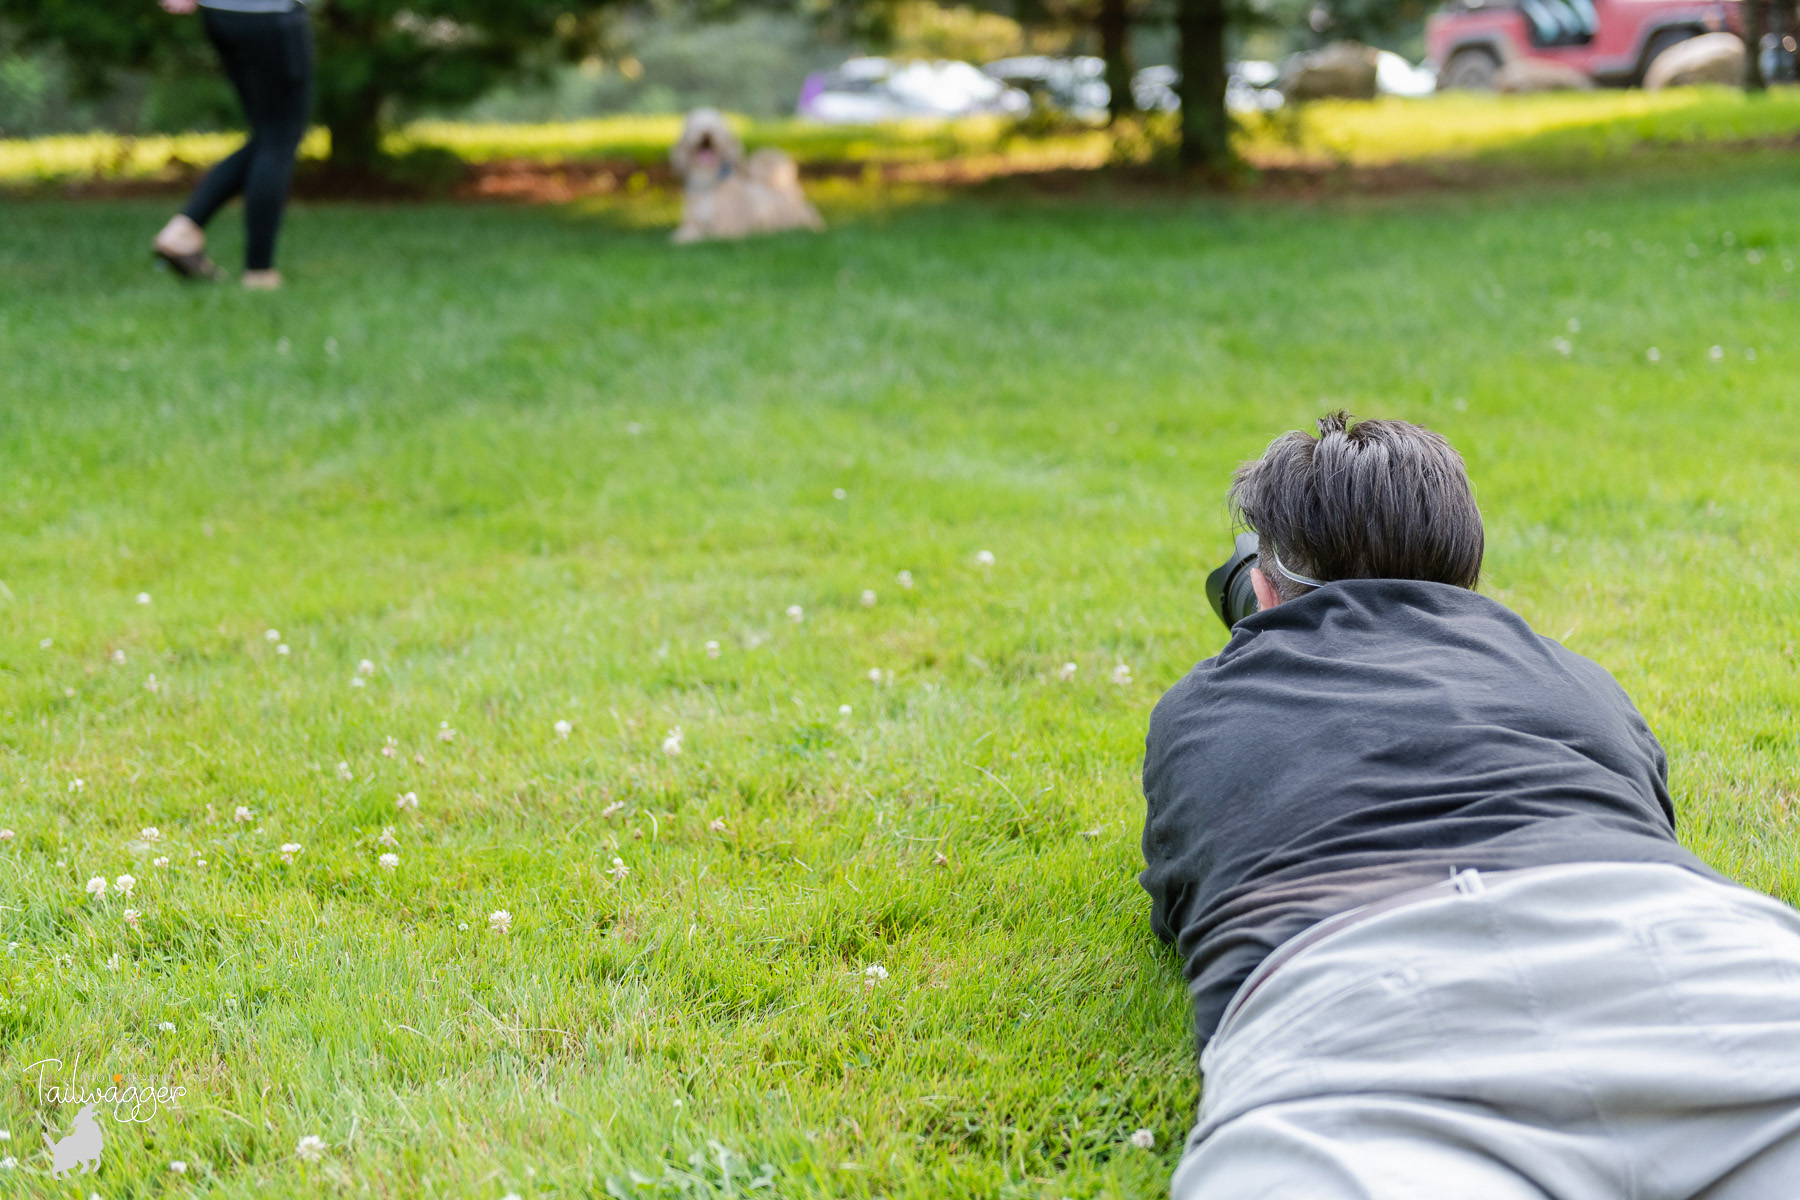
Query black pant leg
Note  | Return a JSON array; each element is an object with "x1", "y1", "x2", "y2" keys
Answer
[
  {"x1": 180, "y1": 10, "x2": 259, "y2": 227},
  {"x1": 178, "y1": 7, "x2": 313, "y2": 270},
  {"x1": 238, "y1": 10, "x2": 314, "y2": 270}
]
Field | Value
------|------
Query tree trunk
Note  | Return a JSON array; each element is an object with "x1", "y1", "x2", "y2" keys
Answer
[
  {"x1": 1745, "y1": 0, "x2": 1768, "y2": 91},
  {"x1": 325, "y1": 86, "x2": 384, "y2": 169},
  {"x1": 1098, "y1": 0, "x2": 1138, "y2": 124},
  {"x1": 1176, "y1": 0, "x2": 1230, "y2": 168}
]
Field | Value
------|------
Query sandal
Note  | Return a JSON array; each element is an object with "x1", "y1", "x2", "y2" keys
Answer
[{"x1": 154, "y1": 247, "x2": 225, "y2": 281}]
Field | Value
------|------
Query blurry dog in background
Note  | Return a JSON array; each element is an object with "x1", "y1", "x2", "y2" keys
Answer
[{"x1": 669, "y1": 109, "x2": 824, "y2": 244}]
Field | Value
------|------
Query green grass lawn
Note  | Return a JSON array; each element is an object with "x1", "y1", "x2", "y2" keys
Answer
[{"x1": 2, "y1": 158, "x2": 1798, "y2": 1198}]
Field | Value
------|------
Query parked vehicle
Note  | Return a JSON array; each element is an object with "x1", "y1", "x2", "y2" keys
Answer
[
  {"x1": 983, "y1": 56, "x2": 1112, "y2": 120},
  {"x1": 1428, "y1": 0, "x2": 1741, "y2": 89},
  {"x1": 797, "y1": 58, "x2": 1028, "y2": 123}
]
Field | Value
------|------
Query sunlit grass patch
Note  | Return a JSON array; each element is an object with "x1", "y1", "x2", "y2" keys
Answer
[
  {"x1": 7, "y1": 88, "x2": 1800, "y2": 192},
  {"x1": 1238, "y1": 86, "x2": 1800, "y2": 165}
]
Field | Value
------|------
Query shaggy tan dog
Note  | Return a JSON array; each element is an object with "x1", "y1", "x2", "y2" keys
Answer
[{"x1": 669, "y1": 109, "x2": 824, "y2": 244}]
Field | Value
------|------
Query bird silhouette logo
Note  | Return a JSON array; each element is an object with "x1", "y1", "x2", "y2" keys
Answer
[{"x1": 43, "y1": 1102, "x2": 104, "y2": 1178}]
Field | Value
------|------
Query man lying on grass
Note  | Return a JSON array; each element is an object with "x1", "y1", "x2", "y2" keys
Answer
[{"x1": 1142, "y1": 412, "x2": 1800, "y2": 1199}]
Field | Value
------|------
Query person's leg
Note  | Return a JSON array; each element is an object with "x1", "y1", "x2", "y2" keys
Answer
[
  {"x1": 156, "y1": 9, "x2": 257, "y2": 277},
  {"x1": 167, "y1": 11, "x2": 256, "y2": 242},
  {"x1": 1173, "y1": 1097, "x2": 1556, "y2": 1200},
  {"x1": 236, "y1": 8, "x2": 313, "y2": 279},
  {"x1": 1563, "y1": 873, "x2": 1800, "y2": 1199}
]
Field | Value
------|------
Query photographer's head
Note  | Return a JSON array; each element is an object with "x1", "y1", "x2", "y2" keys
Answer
[{"x1": 1231, "y1": 411, "x2": 1483, "y2": 608}]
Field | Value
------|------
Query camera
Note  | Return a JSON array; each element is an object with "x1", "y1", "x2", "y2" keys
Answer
[{"x1": 1206, "y1": 532, "x2": 1261, "y2": 630}]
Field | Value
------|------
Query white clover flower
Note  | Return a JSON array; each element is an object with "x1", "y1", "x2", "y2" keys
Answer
[
  {"x1": 974, "y1": 550, "x2": 995, "y2": 566},
  {"x1": 159, "y1": 1021, "x2": 175, "y2": 1031},
  {"x1": 152, "y1": 856, "x2": 169, "y2": 868},
  {"x1": 1129, "y1": 1128, "x2": 1155, "y2": 1149},
  {"x1": 350, "y1": 677, "x2": 366, "y2": 688},
  {"x1": 488, "y1": 910, "x2": 512, "y2": 934},
  {"x1": 661, "y1": 727, "x2": 683, "y2": 756},
  {"x1": 136, "y1": 592, "x2": 152, "y2": 605},
  {"x1": 295, "y1": 1134, "x2": 327, "y2": 1162},
  {"x1": 1567, "y1": 317, "x2": 1581, "y2": 333},
  {"x1": 1550, "y1": 337, "x2": 1571, "y2": 357},
  {"x1": 437, "y1": 722, "x2": 456, "y2": 742},
  {"x1": 786, "y1": 605, "x2": 804, "y2": 623},
  {"x1": 458, "y1": 922, "x2": 468, "y2": 930},
  {"x1": 114, "y1": 873, "x2": 136, "y2": 897},
  {"x1": 378, "y1": 853, "x2": 399, "y2": 871},
  {"x1": 105, "y1": 953, "x2": 120, "y2": 971},
  {"x1": 378, "y1": 826, "x2": 398, "y2": 847},
  {"x1": 896, "y1": 570, "x2": 913, "y2": 589},
  {"x1": 70, "y1": 778, "x2": 86, "y2": 793},
  {"x1": 123, "y1": 908, "x2": 141, "y2": 929},
  {"x1": 195, "y1": 858, "x2": 207, "y2": 868},
  {"x1": 0, "y1": 829, "x2": 13, "y2": 843},
  {"x1": 704, "y1": 639, "x2": 721, "y2": 659},
  {"x1": 1647, "y1": 347, "x2": 1661, "y2": 363},
  {"x1": 234, "y1": 805, "x2": 253, "y2": 823},
  {"x1": 1112, "y1": 664, "x2": 1134, "y2": 685},
  {"x1": 708, "y1": 818, "x2": 727, "y2": 833},
  {"x1": 832, "y1": 487, "x2": 848, "y2": 500},
  {"x1": 380, "y1": 736, "x2": 397, "y2": 758},
  {"x1": 276, "y1": 644, "x2": 290, "y2": 656},
  {"x1": 140, "y1": 826, "x2": 162, "y2": 842},
  {"x1": 356, "y1": 659, "x2": 375, "y2": 676},
  {"x1": 863, "y1": 964, "x2": 888, "y2": 981},
  {"x1": 144, "y1": 674, "x2": 161, "y2": 693},
  {"x1": 839, "y1": 704, "x2": 852, "y2": 716},
  {"x1": 396, "y1": 791, "x2": 419, "y2": 811},
  {"x1": 608, "y1": 856, "x2": 629, "y2": 880},
  {"x1": 170, "y1": 1160, "x2": 187, "y2": 1173},
  {"x1": 867, "y1": 668, "x2": 883, "y2": 684},
  {"x1": 112, "y1": 649, "x2": 127, "y2": 664},
  {"x1": 0, "y1": 1131, "x2": 10, "y2": 1142},
  {"x1": 40, "y1": 638, "x2": 52, "y2": 649},
  {"x1": 860, "y1": 589, "x2": 877, "y2": 607},
  {"x1": 86, "y1": 876, "x2": 107, "y2": 898},
  {"x1": 280, "y1": 843, "x2": 302, "y2": 863},
  {"x1": 1708, "y1": 345, "x2": 1724, "y2": 361},
  {"x1": 1058, "y1": 662, "x2": 1078, "y2": 681},
  {"x1": 266, "y1": 629, "x2": 281, "y2": 642},
  {"x1": 554, "y1": 719, "x2": 572, "y2": 739},
  {"x1": 0, "y1": 1156, "x2": 15, "y2": 1169}
]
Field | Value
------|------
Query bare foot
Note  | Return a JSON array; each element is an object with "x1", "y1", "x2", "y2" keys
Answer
[
  {"x1": 153, "y1": 215, "x2": 204, "y2": 257},
  {"x1": 240, "y1": 270, "x2": 283, "y2": 291}
]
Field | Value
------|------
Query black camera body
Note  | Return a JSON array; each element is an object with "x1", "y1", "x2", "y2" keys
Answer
[{"x1": 1206, "y1": 532, "x2": 1262, "y2": 631}]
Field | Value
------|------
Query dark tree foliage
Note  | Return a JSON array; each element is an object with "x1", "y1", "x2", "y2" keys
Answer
[{"x1": 8, "y1": 1, "x2": 616, "y2": 166}]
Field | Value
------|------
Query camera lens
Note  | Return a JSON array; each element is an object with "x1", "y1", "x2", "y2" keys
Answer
[{"x1": 1226, "y1": 561, "x2": 1260, "y2": 627}]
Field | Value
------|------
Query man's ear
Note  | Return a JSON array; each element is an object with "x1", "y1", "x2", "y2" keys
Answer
[{"x1": 1250, "y1": 566, "x2": 1282, "y2": 612}]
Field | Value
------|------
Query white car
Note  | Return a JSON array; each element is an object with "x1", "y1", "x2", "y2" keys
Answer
[
  {"x1": 983, "y1": 56, "x2": 1112, "y2": 121},
  {"x1": 798, "y1": 57, "x2": 1029, "y2": 123}
]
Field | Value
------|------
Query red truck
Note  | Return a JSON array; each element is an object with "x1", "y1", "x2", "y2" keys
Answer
[{"x1": 1427, "y1": 0, "x2": 1742, "y2": 89}]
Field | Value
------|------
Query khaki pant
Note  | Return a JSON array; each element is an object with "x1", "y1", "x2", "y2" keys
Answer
[{"x1": 1174, "y1": 863, "x2": 1800, "y2": 1199}]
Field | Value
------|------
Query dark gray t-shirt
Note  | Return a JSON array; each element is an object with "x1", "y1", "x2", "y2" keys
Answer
[{"x1": 1140, "y1": 578, "x2": 1714, "y2": 1050}]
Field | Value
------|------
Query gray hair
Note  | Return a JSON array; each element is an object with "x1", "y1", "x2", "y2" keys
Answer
[{"x1": 1228, "y1": 410, "x2": 1484, "y2": 601}]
